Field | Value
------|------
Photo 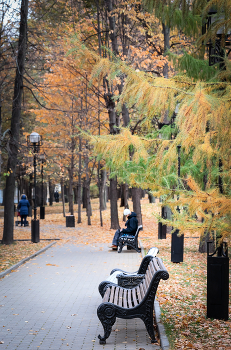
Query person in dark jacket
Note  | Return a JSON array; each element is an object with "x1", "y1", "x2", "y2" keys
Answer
[
  {"x1": 110, "y1": 209, "x2": 138, "y2": 249},
  {"x1": 54, "y1": 191, "x2": 59, "y2": 202},
  {"x1": 17, "y1": 194, "x2": 30, "y2": 227}
]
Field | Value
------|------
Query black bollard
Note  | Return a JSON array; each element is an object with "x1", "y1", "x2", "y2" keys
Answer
[
  {"x1": 66, "y1": 215, "x2": 75, "y2": 227},
  {"x1": 171, "y1": 229, "x2": 184, "y2": 262},
  {"x1": 31, "y1": 219, "x2": 40, "y2": 243},
  {"x1": 207, "y1": 242, "x2": 229, "y2": 320}
]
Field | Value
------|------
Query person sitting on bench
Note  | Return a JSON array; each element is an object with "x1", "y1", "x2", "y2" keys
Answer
[{"x1": 110, "y1": 209, "x2": 138, "y2": 249}]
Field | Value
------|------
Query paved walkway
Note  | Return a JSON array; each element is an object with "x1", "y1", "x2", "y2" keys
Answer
[{"x1": 0, "y1": 243, "x2": 161, "y2": 350}]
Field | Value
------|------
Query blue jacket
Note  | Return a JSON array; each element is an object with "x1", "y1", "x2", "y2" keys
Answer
[
  {"x1": 17, "y1": 195, "x2": 30, "y2": 215},
  {"x1": 121, "y1": 212, "x2": 138, "y2": 236}
]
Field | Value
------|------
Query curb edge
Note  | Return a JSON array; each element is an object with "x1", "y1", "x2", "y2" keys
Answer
[{"x1": 139, "y1": 239, "x2": 170, "y2": 350}]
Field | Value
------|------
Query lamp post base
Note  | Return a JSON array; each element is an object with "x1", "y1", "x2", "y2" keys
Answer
[
  {"x1": 40, "y1": 206, "x2": 45, "y2": 219},
  {"x1": 31, "y1": 219, "x2": 40, "y2": 243}
]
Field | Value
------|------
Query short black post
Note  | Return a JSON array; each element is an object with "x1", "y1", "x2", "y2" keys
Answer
[
  {"x1": 207, "y1": 242, "x2": 229, "y2": 320},
  {"x1": 158, "y1": 207, "x2": 166, "y2": 239},
  {"x1": 66, "y1": 215, "x2": 75, "y2": 227},
  {"x1": 171, "y1": 145, "x2": 184, "y2": 263},
  {"x1": 31, "y1": 219, "x2": 40, "y2": 243},
  {"x1": 171, "y1": 229, "x2": 184, "y2": 262}
]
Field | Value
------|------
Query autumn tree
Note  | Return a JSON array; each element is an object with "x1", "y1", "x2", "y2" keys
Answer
[{"x1": 79, "y1": 0, "x2": 231, "y2": 246}]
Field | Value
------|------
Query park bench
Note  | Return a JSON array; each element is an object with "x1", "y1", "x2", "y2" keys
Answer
[
  {"x1": 118, "y1": 225, "x2": 142, "y2": 253},
  {"x1": 97, "y1": 256, "x2": 169, "y2": 344},
  {"x1": 98, "y1": 247, "x2": 159, "y2": 297}
]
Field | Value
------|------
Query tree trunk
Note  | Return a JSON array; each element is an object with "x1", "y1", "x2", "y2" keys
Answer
[
  {"x1": 85, "y1": 154, "x2": 91, "y2": 224},
  {"x1": 2, "y1": 0, "x2": 29, "y2": 244},
  {"x1": 148, "y1": 191, "x2": 155, "y2": 203},
  {"x1": 82, "y1": 178, "x2": 87, "y2": 209},
  {"x1": 100, "y1": 168, "x2": 107, "y2": 211},
  {"x1": 61, "y1": 177, "x2": 65, "y2": 217},
  {"x1": 121, "y1": 183, "x2": 129, "y2": 222},
  {"x1": 49, "y1": 179, "x2": 54, "y2": 206},
  {"x1": 73, "y1": 185, "x2": 78, "y2": 204},
  {"x1": 110, "y1": 177, "x2": 120, "y2": 230},
  {"x1": 199, "y1": 230, "x2": 215, "y2": 253},
  {"x1": 162, "y1": 22, "x2": 170, "y2": 78},
  {"x1": 131, "y1": 187, "x2": 142, "y2": 226}
]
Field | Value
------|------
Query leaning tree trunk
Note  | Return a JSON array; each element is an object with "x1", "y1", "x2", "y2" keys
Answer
[
  {"x1": 131, "y1": 187, "x2": 142, "y2": 226},
  {"x1": 2, "y1": 0, "x2": 29, "y2": 244}
]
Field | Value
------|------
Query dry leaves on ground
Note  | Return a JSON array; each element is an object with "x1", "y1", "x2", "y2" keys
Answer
[{"x1": 0, "y1": 197, "x2": 230, "y2": 349}]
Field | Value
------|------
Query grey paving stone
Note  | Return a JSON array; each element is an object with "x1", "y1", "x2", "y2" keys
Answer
[{"x1": 0, "y1": 243, "x2": 161, "y2": 350}]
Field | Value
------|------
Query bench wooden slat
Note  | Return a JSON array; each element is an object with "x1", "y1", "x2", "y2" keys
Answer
[
  {"x1": 157, "y1": 258, "x2": 167, "y2": 271},
  {"x1": 123, "y1": 289, "x2": 128, "y2": 308},
  {"x1": 119, "y1": 287, "x2": 123, "y2": 307},
  {"x1": 153, "y1": 258, "x2": 161, "y2": 272},
  {"x1": 132, "y1": 287, "x2": 138, "y2": 306},
  {"x1": 102, "y1": 287, "x2": 111, "y2": 302},
  {"x1": 146, "y1": 266, "x2": 152, "y2": 285},
  {"x1": 150, "y1": 260, "x2": 156, "y2": 275},
  {"x1": 109, "y1": 286, "x2": 115, "y2": 303},
  {"x1": 142, "y1": 277, "x2": 148, "y2": 294},
  {"x1": 140, "y1": 282, "x2": 145, "y2": 298},
  {"x1": 127, "y1": 289, "x2": 132, "y2": 308},
  {"x1": 136, "y1": 285, "x2": 142, "y2": 303},
  {"x1": 114, "y1": 287, "x2": 119, "y2": 305}
]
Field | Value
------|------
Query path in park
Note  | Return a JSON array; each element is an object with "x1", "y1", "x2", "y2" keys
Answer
[{"x1": 0, "y1": 242, "x2": 161, "y2": 350}]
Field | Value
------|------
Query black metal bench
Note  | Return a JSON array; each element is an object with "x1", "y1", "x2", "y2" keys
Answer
[
  {"x1": 118, "y1": 225, "x2": 142, "y2": 253},
  {"x1": 98, "y1": 247, "x2": 159, "y2": 297},
  {"x1": 97, "y1": 256, "x2": 169, "y2": 344}
]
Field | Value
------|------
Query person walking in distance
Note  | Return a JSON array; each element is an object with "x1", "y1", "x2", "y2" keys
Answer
[{"x1": 17, "y1": 194, "x2": 30, "y2": 227}]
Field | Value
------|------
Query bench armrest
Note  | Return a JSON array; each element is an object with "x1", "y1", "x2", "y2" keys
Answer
[{"x1": 117, "y1": 273, "x2": 145, "y2": 288}]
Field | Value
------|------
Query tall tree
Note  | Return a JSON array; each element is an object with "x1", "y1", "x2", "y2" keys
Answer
[{"x1": 2, "y1": 0, "x2": 29, "y2": 245}]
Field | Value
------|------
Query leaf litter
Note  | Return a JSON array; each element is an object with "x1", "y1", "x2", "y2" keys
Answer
[{"x1": 0, "y1": 197, "x2": 230, "y2": 349}]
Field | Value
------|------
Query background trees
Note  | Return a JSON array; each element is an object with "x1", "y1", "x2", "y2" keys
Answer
[{"x1": 1, "y1": 0, "x2": 230, "y2": 246}]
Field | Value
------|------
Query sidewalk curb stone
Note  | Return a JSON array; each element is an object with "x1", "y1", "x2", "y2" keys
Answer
[
  {"x1": 0, "y1": 241, "x2": 56, "y2": 279},
  {"x1": 139, "y1": 239, "x2": 170, "y2": 350}
]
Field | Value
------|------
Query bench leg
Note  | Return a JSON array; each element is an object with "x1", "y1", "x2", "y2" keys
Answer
[
  {"x1": 97, "y1": 304, "x2": 116, "y2": 344},
  {"x1": 141, "y1": 315, "x2": 157, "y2": 343},
  {"x1": 118, "y1": 242, "x2": 123, "y2": 253}
]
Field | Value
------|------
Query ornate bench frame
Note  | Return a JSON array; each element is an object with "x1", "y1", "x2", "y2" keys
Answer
[
  {"x1": 98, "y1": 247, "x2": 159, "y2": 297},
  {"x1": 118, "y1": 225, "x2": 143, "y2": 253},
  {"x1": 97, "y1": 257, "x2": 169, "y2": 344}
]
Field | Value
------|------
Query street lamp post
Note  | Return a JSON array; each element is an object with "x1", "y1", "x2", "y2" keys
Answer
[
  {"x1": 39, "y1": 153, "x2": 46, "y2": 220},
  {"x1": 27, "y1": 132, "x2": 42, "y2": 243}
]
